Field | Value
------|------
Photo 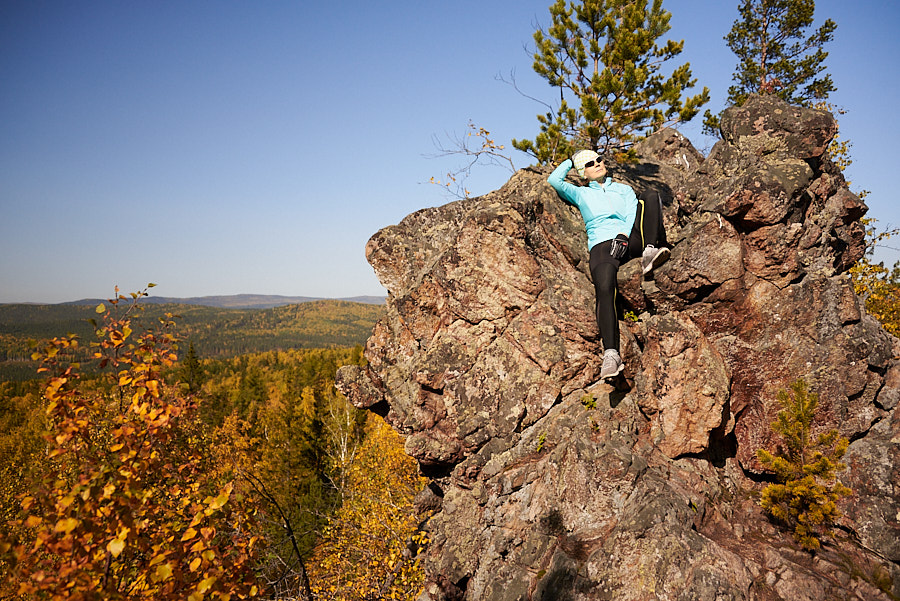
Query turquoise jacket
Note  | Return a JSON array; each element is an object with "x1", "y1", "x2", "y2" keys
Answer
[{"x1": 547, "y1": 159, "x2": 638, "y2": 250}]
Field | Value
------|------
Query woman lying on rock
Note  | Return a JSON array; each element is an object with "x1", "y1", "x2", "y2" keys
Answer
[{"x1": 548, "y1": 150, "x2": 670, "y2": 380}]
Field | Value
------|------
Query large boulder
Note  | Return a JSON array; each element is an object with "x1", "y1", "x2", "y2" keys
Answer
[{"x1": 337, "y1": 95, "x2": 899, "y2": 599}]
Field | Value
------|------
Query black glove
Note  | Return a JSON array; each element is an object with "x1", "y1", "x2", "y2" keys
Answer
[{"x1": 609, "y1": 234, "x2": 629, "y2": 260}]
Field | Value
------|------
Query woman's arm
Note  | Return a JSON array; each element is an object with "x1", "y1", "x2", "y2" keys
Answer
[{"x1": 547, "y1": 159, "x2": 580, "y2": 206}]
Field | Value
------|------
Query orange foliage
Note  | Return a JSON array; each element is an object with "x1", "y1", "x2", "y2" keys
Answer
[
  {"x1": 850, "y1": 221, "x2": 900, "y2": 339},
  {"x1": 1, "y1": 288, "x2": 264, "y2": 600}
]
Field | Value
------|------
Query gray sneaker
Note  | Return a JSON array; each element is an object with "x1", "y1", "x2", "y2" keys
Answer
[
  {"x1": 600, "y1": 349, "x2": 624, "y2": 380},
  {"x1": 642, "y1": 245, "x2": 670, "y2": 275}
]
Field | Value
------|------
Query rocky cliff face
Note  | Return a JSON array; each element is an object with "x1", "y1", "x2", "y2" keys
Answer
[{"x1": 336, "y1": 95, "x2": 900, "y2": 600}]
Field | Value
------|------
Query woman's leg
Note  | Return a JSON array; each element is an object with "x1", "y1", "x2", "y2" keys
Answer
[
  {"x1": 627, "y1": 189, "x2": 667, "y2": 256},
  {"x1": 589, "y1": 241, "x2": 620, "y2": 352}
]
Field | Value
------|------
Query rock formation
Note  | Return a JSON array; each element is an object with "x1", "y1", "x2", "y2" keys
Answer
[{"x1": 337, "y1": 95, "x2": 900, "y2": 600}]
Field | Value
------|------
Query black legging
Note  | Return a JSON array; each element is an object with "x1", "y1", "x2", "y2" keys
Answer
[
  {"x1": 628, "y1": 189, "x2": 667, "y2": 256},
  {"x1": 589, "y1": 190, "x2": 667, "y2": 351}
]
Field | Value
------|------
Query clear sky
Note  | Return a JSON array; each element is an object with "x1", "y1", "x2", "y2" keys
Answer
[{"x1": 2, "y1": 0, "x2": 898, "y2": 304}]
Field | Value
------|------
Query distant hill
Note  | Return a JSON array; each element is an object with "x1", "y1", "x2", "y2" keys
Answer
[
  {"x1": 63, "y1": 294, "x2": 386, "y2": 309},
  {"x1": 0, "y1": 299, "x2": 384, "y2": 382}
]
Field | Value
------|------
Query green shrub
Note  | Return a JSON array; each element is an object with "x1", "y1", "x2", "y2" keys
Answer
[{"x1": 756, "y1": 379, "x2": 852, "y2": 551}]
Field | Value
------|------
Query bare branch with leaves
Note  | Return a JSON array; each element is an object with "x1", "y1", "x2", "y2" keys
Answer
[{"x1": 429, "y1": 121, "x2": 517, "y2": 199}]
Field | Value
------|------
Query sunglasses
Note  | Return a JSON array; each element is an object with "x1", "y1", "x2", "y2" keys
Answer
[{"x1": 584, "y1": 158, "x2": 603, "y2": 169}]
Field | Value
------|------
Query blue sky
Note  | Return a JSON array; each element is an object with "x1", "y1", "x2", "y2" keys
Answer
[{"x1": 1, "y1": 0, "x2": 898, "y2": 304}]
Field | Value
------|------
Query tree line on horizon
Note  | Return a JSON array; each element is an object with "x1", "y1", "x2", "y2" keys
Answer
[{"x1": 0, "y1": 299, "x2": 384, "y2": 383}]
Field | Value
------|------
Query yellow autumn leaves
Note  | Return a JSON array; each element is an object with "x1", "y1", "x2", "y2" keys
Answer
[{"x1": 2, "y1": 290, "x2": 263, "y2": 600}]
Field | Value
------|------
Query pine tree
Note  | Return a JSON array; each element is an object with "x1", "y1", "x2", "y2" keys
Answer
[
  {"x1": 756, "y1": 379, "x2": 851, "y2": 551},
  {"x1": 512, "y1": 0, "x2": 709, "y2": 163},
  {"x1": 705, "y1": 0, "x2": 836, "y2": 133},
  {"x1": 182, "y1": 341, "x2": 204, "y2": 394}
]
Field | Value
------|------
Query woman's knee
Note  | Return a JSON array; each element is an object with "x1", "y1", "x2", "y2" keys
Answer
[
  {"x1": 592, "y1": 265, "x2": 617, "y2": 297},
  {"x1": 596, "y1": 277, "x2": 616, "y2": 298}
]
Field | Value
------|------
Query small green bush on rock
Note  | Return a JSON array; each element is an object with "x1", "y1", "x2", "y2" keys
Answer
[{"x1": 757, "y1": 379, "x2": 852, "y2": 551}]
